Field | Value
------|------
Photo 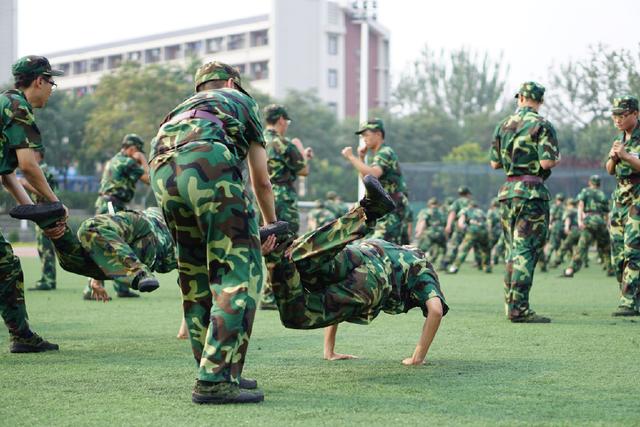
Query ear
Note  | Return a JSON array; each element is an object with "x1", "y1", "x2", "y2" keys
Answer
[{"x1": 226, "y1": 78, "x2": 235, "y2": 89}]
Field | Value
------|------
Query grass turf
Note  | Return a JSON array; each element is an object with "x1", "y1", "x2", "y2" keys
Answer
[{"x1": 1, "y1": 256, "x2": 638, "y2": 426}]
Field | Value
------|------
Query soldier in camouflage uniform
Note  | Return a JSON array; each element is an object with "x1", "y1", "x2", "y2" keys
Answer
[
  {"x1": 556, "y1": 198, "x2": 580, "y2": 263},
  {"x1": 265, "y1": 175, "x2": 448, "y2": 365},
  {"x1": 414, "y1": 197, "x2": 447, "y2": 265},
  {"x1": 443, "y1": 186, "x2": 473, "y2": 268},
  {"x1": 19, "y1": 147, "x2": 58, "y2": 291},
  {"x1": 449, "y1": 201, "x2": 491, "y2": 273},
  {"x1": 307, "y1": 200, "x2": 336, "y2": 230},
  {"x1": 606, "y1": 95, "x2": 640, "y2": 316},
  {"x1": 149, "y1": 61, "x2": 276, "y2": 404},
  {"x1": 341, "y1": 119, "x2": 410, "y2": 244},
  {"x1": 487, "y1": 198, "x2": 502, "y2": 268},
  {"x1": 325, "y1": 190, "x2": 349, "y2": 218},
  {"x1": 0, "y1": 56, "x2": 65, "y2": 352},
  {"x1": 545, "y1": 193, "x2": 566, "y2": 268},
  {"x1": 490, "y1": 81, "x2": 560, "y2": 323},
  {"x1": 87, "y1": 134, "x2": 150, "y2": 299},
  {"x1": 261, "y1": 104, "x2": 312, "y2": 308},
  {"x1": 563, "y1": 175, "x2": 613, "y2": 278}
]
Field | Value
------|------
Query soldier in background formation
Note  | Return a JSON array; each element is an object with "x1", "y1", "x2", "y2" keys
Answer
[
  {"x1": 325, "y1": 190, "x2": 349, "y2": 218},
  {"x1": 307, "y1": 199, "x2": 335, "y2": 230},
  {"x1": 443, "y1": 186, "x2": 473, "y2": 269},
  {"x1": 449, "y1": 200, "x2": 491, "y2": 274},
  {"x1": 545, "y1": 193, "x2": 566, "y2": 268},
  {"x1": 487, "y1": 198, "x2": 503, "y2": 267},
  {"x1": 414, "y1": 197, "x2": 447, "y2": 265}
]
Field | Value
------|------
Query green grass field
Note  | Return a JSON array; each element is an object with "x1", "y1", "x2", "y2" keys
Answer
[{"x1": 1, "y1": 256, "x2": 638, "y2": 426}]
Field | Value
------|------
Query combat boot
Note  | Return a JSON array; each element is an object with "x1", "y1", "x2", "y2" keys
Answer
[
  {"x1": 116, "y1": 290, "x2": 140, "y2": 298},
  {"x1": 28, "y1": 283, "x2": 54, "y2": 291},
  {"x1": 611, "y1": 306, "x2": 639, "y2": 317},
  {"x1": 510, "y1": 312, "x2": 551, "y2": 323},
  {"x1": 359, "y1": 175, "x2": 395, "y2": 224},
  {"x1": 192, "y1": 380, "x2": 264, "y2": 404},
  {"x1": 132, "y1": 273, "x2": 160, "y2": 293},
  {"x1": 239, "y1": 377, "x2": 258, "y2": 389},
  {"x1": 10, "y1": 332, "x2": 59, "y2": 353},
  {"x1": 9, "y1": 202, "x2": 66, "y2": 229},
  {"x1": 259, "y1": 221, "x2": 290, "y2": 243}
]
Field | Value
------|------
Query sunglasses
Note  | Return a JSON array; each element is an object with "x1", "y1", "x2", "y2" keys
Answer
[{"x1": 42, "y1": 77, "x2": 57, "y2": 90}]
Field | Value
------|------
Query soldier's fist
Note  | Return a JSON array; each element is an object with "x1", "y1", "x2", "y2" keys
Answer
[{"x1": 341, "y1": 147, "x2": 354, "y2": 159}]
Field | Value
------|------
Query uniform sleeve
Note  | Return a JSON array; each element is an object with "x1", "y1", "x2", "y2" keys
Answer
[
  {"x1": 370, "y1": 146, "x2": 393, "y2": 172},
  {"x1": 283, "y1": 139, "x2": 307, "y2": 173},
  {"x1": 537, "y1": 121, "x2": 560, "y2": 162},
  {"x1": 123, "y1": 157, "x2": 144, "y2": 181},
  {"x1": 576, "y1": 189, "x2": 585, "y2": 203},
  {"x1": 3, "y1": 100, "x2": 43, "y2": 151},
  {"x1": 489, "y1": 122, "x2": 502, "y2": 164},
  {"x1": 410, "y1": 273, "x2": 446, "y2": 319},
  {"x1": 241, "y1": 96, "x2": 265, "y2": 147}
]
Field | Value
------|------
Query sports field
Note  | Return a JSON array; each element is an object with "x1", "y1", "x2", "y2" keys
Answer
[{"x1": 1, "y1": 256, "x2": 638, "y2": 426}]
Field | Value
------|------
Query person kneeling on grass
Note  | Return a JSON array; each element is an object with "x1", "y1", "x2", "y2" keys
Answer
[
  {"x1": 10, "y1": 206, "x2": 176, "y2": 301},
  {"x1": 262, "y1": 175, "x2": 449, "y2": 365}
]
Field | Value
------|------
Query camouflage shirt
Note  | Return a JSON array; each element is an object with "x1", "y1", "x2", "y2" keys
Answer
[
  {"x1": 265, "y1": 128, "x2": 306, "y2": 191},
  {"x1": 487, "y1": 207, "x2": 501, "y2": 232},
  {"x1": 612, "y1": 120, "x2": 640, "y2": 205},
  {"x1": 449, "y1": 197, "x2": 471, "y2": 220},
  {"x1": 31, "y1": 162, "x2": 58, "y2": 203},
  {"x1": 308, "y1": 207, "x2": 335, "y2": 229},
  {"x1": 417, "y1": 207, "x2": 446, "y2": 230},
  {"x1": 490, "y1": 106, "x2": 560, "y2": 201},
  {"x1": 0, "y1": 89, "x2": 44, "y2": 175},
  {"x1": 369, "y1": 145, "x2": 408, "y2": 196},
  {"x1": 325, "y1": 200, "x2": 349, "y2": 218},
  {"x1": 460, "y1": 206, "x2": 487, "y2": 231},
  {"x1": 98, "y1": 152, "x2": 144, "y2": 203},
  {"x1": 576, "y1": 187, "x2": 609, "y2": 215},
  {"x1": 150, "y1": 88, "x2": 264, "y2": 166},
  {"x1": 142, "y1": 208, "x2": 177, "y2": 273},
  {"x1": 549, "y1": 203, "x2": 564, "y2": 224},
  {"x1": 563, "y1": 208, "x2": 579, "y2": 230}
]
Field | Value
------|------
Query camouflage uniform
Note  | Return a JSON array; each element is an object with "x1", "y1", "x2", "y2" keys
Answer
[
  {"x1": 609, "y1": 96, "x2": 640, "y2": 312},
  {"x1": 416, "y1": 201, "x2": 447, "y2": 264},
  {"x1": 569, "y1": 182, "x2": 612, "y2": 274},
  {"x1": 325, "y1": 191, "x2": 349, "y2": 219},
  {"x1": 546, "y1": 195, "x2": 566, "y2": 267},
  {"x1": 490, "y1": 82, "x2": 559, "y2": 320},
  {"x1": 443, "y1": 194, "x2": 471, "y2": 265},
  {"x1": 31, "y1": 161, "x2": 58, "y2": 290},
  {"x1": 307, "y1": 200, "x2": 336, "y2": 230},
  {"x1": 453, "y1": 205, "x2": 491, "y2": 272},
  {"x1": 149, "y1": 62, "x2": 265, "y2": 385},
  {"x1": 487, "y1": 200, "x2": 502, "y2": 266},
  {"x1": 269, "y1": 205, "x2": 449, "y2": 329},
  {"x1": 558, "y1": 204, "x2": 580, "y2": 261}
]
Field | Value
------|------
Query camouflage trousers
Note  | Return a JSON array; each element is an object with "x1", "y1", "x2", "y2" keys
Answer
[
  {"x1": 499, "y1": 198, "x2": 549, "y2": 319},
  {"x1": 492, "y1": 234, "x2": 506, "y2": 265},
  {"x1": 444, "y1": 229, "x2": 465, "y2": 265},
  {"x1": 35, "y1": 227, "x2": 56, "y2": 288},
  {"x1": 557, "y1": 230, "x2": 580, "y2": 264},
  {"x1": 418, "y1": 230, "x2": 446, "y2": 265},
  {"x1": 269, "y1": 206, "x2": 391, "y2": 329},
  {"x1": 0, "y1": 230, "x2": 30, "y2": 337},
  {"x1": 610, "y1": 201, "x2": 640, "y2": 310},
  {"x1": 454, "y1": 228, "x2": 491, "y2": 272},
  {"x1": 150, "y1": 141, "x2": 262, "y2": 384},
  {"x1": 545, "y1": 223, "x2": 565, "y2": 266},
  {"x1": 570, "y1": 218, "x2": 612, "y2": 274}
]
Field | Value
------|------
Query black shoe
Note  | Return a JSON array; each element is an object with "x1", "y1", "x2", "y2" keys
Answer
[
  {"x1": 116, "y1": 291, "x2": 140, "y2": 298},
  {"x1": 259, "y1": 301, "x2": 278, "y2": 310},
  {"x1": 360, "y1": 175, "x2": 395, "y2": 223},
  {"x1": 9, "y1": 202, "x2": 65, "y2": 229},
  {"x1": 10, "y1": 332, "x2": 59, "y2": 353},
  {"x1": 510, "y1": 313, "x2": 551, "y2": 323},
  {"x1": 259, "y1": 221, "x2": 290, "y2": 244},
  {"x1": 28, "y1": 283, "x2": 54, "y2": 291},
  {"x1": 611, "y1": 306, "x2": 639, "y2": 317},
  {"x1": 135, "y1": 276, "x2": 159, "y2": 293},
  {"x1": 239, "y1": 377, "x2": 258, "y2": 390},
  {"x1": 192, "y1": 381, "x2": 264, "y2": 404}
]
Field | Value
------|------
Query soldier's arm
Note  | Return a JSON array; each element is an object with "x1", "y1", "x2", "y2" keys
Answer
[
  {"x1": 540, "y1": 159, "x2": 559, "y2": 170},
  {"x1": 248, "y1": 142, "x2": 277, "y2": 224},
  {"x1": 490, "y1": 161, "x2": 502, "y2": 170},
  {"x1": 290, "y1": 138, "x2": 311, "y2": 177},
  {"x1": 445, "y1": 210, "x2": 456, "y2": 235},
  {"x1": 18, "y1": 176, "x2": 40, "y2": 198},
  {"x1": 341, "y1": 147, "x2": 382, "y2": 178},
  {"x1": 402, "y1": 298, "x2": 443, "y2": 366},
  {"x1": 323, "y1": 324, "x2": 358, "y2": 361},
  {"x1": 415, "y1": 218, "x2": 426, "y2": 239},
  {"x1": 577, "y1": 200, "x2": 585, "y2": 229},
  {"x1": 16, "y1": 148, "x2": 59, "y2": 203},
  {"x1": 1, "y1": 172, "x2": 33, "y2": 205},
  {"x1": 132, "y1": 151, "x2": 150, "y2": 185}
]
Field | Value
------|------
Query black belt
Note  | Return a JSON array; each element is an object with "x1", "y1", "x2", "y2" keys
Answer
[
  {"x1": 506, "y1": 175, "x2": 543, "y2": 184},
  {"x1": 165, "y1": 109, "x2": 224, "y2": 128}
]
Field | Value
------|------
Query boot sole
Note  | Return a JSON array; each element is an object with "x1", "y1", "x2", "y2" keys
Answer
[
  {"x1": 138, "y1": 278, "x2": 160, "y2": 293},
  {"x1": 10, "y1": 344, "x2": 59, "y2": 353},
  {"x1": 192, "y1": 392, "x2": 264, "y2": 404},
  {"x1": 259, "y1": 221, "x2": 290, "y2": 243},
  {"x1": 9, "y1": 202, "x2": 65, "y2": 223},
  {"x1": 363, "y1": 175, "x2": 396, "y2": 211}
]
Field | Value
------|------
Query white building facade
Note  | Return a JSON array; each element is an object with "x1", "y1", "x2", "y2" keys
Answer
[
  {"x1": 0, "y1": 0, "x2": 18, "y2": 86},
  {"x1": 45, "y1": 0, "x2": 389, "y2": 119}
]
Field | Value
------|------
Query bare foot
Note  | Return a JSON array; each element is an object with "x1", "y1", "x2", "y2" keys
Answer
[
  {"x1": 324, "y1": 352, "x2": 359, "y2": 361},
  {"x1": 402, "y1": 357, "x2": 426, "y2": 366}
]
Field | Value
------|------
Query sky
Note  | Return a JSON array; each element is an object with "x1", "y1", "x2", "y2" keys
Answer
[{"x1": 16, "y1": 0, "x2": 640, "y2": 94}]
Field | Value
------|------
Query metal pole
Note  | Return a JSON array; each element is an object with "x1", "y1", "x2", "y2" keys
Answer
[{"x1": 357, "y1": 14, "x2": 369, "y2": 199}]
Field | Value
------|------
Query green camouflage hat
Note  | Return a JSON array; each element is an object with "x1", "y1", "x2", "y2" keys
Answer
[
  {"x1": 427, "y1": 197, "x2": 438, "y2": 206},
  {"x1": 12, "y1": 55, "x2": 63, "y2": 77},
  {"x1": 121, "y1": 133, "x2": 145, "y2": 150},
  {"x1": 263, "y1": 104, "x2": 290, "y2": 123},
  {"x1": 326, "y1": 191, "x2": 338, "y2": 200},
  {"x1": 194, "y1": 61, "x2": 251, "y2": 97},
  {"x1": 589, "y1": 174, "x2": 601, "y2": 186},
  {"x1": 444, "y1": 197, "x2": 454, "y2": 205},
  {"x1": 457, "y1": 186, "x2": 471, "y2": 195},
  {"x1": 566, "y1": 197, "x2": 576, "y2": 206},
  {"x1": 555, "y1": 192, "x2": 565, "y2": 201},
  {"x1": 355, "y1": 118, "x2": 385, "y2": 135},
  {"x1": 515, "y1": 81, "x2": 545, "y2": 102},
  {"x1": 611, "y1": 95, "x2": 639, "y2": 115}
]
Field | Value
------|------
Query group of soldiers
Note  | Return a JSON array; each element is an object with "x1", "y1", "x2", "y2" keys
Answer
[{"x1": 1, "y1": 54, "x2": 640, "y2": 405}]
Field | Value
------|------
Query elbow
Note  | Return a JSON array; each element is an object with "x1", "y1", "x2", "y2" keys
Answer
[
  {"x1": 490, "y1": 161, "x2": 502, "y2": 170},
  {"x1": 253, "y1": 178, "x2": 273, "y2": 194},
  {"x1": 540, "y1": 160, "x2": 558, "y2": 170}
]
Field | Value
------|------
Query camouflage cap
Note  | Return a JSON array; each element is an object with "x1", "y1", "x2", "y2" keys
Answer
[
  {"x1": 566, "y1": 197, "x2": 576, "y2": 206},
  {"x1": 515, "y1": 81, "x2": 545, "y2": 102},
  {"x1": 12, "y1": 55, "x2": 64, "y2": 77},
  {"x1": 121, "y1": 133, "x2": 145, "y2": 150},
  {"x1": 264, "y1": 104, "x2": 290, "y2": 123},
  {"x1": 314, "y1": 199, "x2": 324, "y2": 208},
  {"x1": 611, "y1": 95, "x2": 639, "y2": 115},
  {"x1": 194, "y1": 61, "x2": 251, "y2": 98},
  {"x1": 326, "y1": 190, "x2": 338, "y2": 200},
  {"x1": 457, "y1": 186, "x2": 471, "y2": 195},
  {"x1": 444, "y1": 197, "x2": 454, "y2": 205},
  {"x1": 427, "y1": 197, "x2": 438, "y2": 206},
  {"x1": 555, "y1": 192, "x2": 565, "y2": 201},
  {"x1": 589, "y1": 174, "x2": 601, "y2": 185},
  {"x1": 355, "y1": 118, "x2": 385, "y2": 135}
]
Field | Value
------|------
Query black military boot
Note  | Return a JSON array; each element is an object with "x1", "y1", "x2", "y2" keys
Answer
[
  {"x1": 9, "y1": 202, "x2": 65, "y2": 229},
  {"x1": 259, "y1": 221, "x2": 290, "y2": 244},
  {"x1": 192, "y1": 380, "x2": 264, "y2": 404},
  {"x1": 10, "y1": 332, "x2": 59, "y2": 353},
  {"x1": 359, "y1": 175, "x2": 395, "y2": 224},
  {"x1": 132, "y1": 273, "x2": 160, "y2": 293}
]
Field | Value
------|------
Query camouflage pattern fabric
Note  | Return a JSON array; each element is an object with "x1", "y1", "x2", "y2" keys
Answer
[
  {"x1": 95, "y1": 152, "x2": 144, "y2": 214},
  {"x1": 32, "y1": 163, "x2": 58, "y2": 288},
  {"x1": 557, "y1": 208, "x2": 580, "y2": 268},
  {"x1": 454, "y1": 207, "x2": 491, "y2": 272},
  {"x1": 444, "y1": 197, "x2": 471, "y2": 265},
  {"x1": 0, "y1": 88, "x2": 43, "y2": 337},
  {"x1": 307, "y1": 205, "x2": 336, "y2": 230},
  {"x1": 569, "y1": 187, "x2": 612, "y2": 274},
  {"x1": 416, "y1": 206, "x2": 447, "y2": 264},
  {"x1": 492, "y1": 234, "x2": 506, "y2": 266},
  {"x1": 367, "y1": 145, "x2": 409, "y2": 244},
  {"x1": 270, "y1": 206, "x2": 448, "y2": 329},
  {"x1": 610, "y1": 119, "x2": 640, "y2": 310},
  {"x1": 150, "y1": 86, "x2": 265, "y2": 385},
  {"x1": 265, "y1": 128, "x2": 306, "y2": 235},
  {"x1": 487, "y1": 205, "x2": 502, "y2": 266},
  {"x1": 546, "y1": 202, "x2": 566, "y2": 267},
  {"x1": 325, "y1": 199, "x2": 349, "y2": 218}
]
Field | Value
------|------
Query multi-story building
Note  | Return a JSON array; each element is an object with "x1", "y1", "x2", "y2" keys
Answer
[
  {"x1": 0, "y1": 0, "x2": 18, "y2": 86},
  {"x1": 45, "y1": 0, "x2": 390, "y2": 119}
]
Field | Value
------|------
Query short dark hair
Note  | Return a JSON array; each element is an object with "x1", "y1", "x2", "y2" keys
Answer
[
  {"x1": 196, "y1": 79, "x2": 229, "y2": 93},
  {"x1": 14, "y1": 74, "x2": 38, "y2": 90}
]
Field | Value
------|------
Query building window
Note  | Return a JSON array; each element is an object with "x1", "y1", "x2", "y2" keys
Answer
[
  {"x1": 206, "y1": 37, "x2": 224, "y2": 53},
  {"x1": 165, "y1": 45, "x2": 182, "y2": 61},
  {"x1": 55, "y1": 63, "x2": 71, "y2": 75},
  {"x1": 145, "y1": 48, "x2": 162, "y2": 64},
  {"x1": 227, "y1": 33, "x2": 245, "y2": 50},
  {"x1": 328, "y1": 69, "x2": 338, "y2": 88},
  {"x1": 89, "y1": 58, "x2": 104, "y2": 72},
  {"x1": 250, "y1": 61, "x2": 269, "y2": 80},
  {"x1": 107, "y1": 55, "x2": 123, "y2": 69},
  {"x1": 185, "y1": 41, "x2": 202, "y2": 56},
  {"x1": 327, "y1": 102, "x2": 338, "y2": 114},
  {"x1": 250, "y1": 30, "x2": 268, "y2": 47},
  {"x1": 73, "y1": 60, "x2": 87, "y2": 74},
  {"x1": 127, "y1": 51, "x2": 142, "y2": 62},
  {"x1": 231, "y1": 64, "x2": 246, "y2": 75},
  {"x1": 328, "y1": 33, "x2": 338, "y2": 55}
]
